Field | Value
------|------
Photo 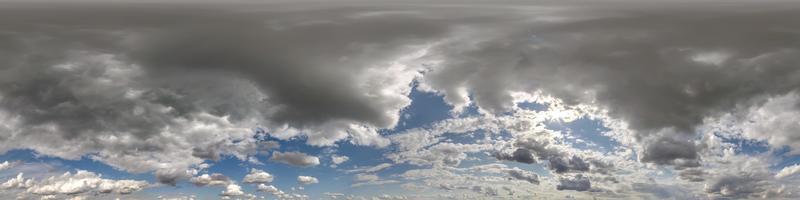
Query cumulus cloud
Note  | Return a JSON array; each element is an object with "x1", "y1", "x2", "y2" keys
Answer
[
  {"x1": 220, "y1": 184, "x2": 245, "y2": 197},
  {"x1": 190, "y1": 173, "x2": 231, "y2": 187},
  {"x1": 270, "y1": 151, "x2": 320, "y2": 167},
  {"x1": 0, "y1": 161, "x2": 18, "y2": 171},
  {"x1": 297, "y1": 176, "x2": 319, "y2": 185},
  {"x1": 1, "y1": 170, "x2": 150, "y2": 197},
  {"x1": 243, "y1": 169, "x2": 274, "y2": 184},
  {"x1": 331, "y1": 155, "x2": 349, "y2": 167},
  {"x1": 257, "y1": 184, "x2": 280, "y2": 194},
  {"x1": 0, "y1": 173, "x2": 33, "y2": 190}
]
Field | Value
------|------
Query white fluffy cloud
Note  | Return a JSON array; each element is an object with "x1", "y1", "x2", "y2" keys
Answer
[
  {"x1": 243, "y1": 169, "x2": 274, "y2": 184},
  {"x1": 220, "y1": 184, "x2": 245, "y2": 197},
  {"x1": 257, "y1": 184, "x2": 280, "y2": 194},
  {"x1": 297, "y1": 176, "x2": 319, "y2": 185},
  {"x1": 0, "y1": 173, "x2": 33, "y2": 190},
  {"x1": 776, "y1": 164, "x2": 800, "y2": 179},
  {"x1": 0, "y1": 170, "x2": 149, "y2": 198},
  {"x1": 0, "y1": 161, "x2": 17, "y2": 172},
  {"x1": 190, "y1": 173, "x2": 231, "y2": 187},
  {"x1": 331, "y1": 155, "x2": 349, "y2": 165}
]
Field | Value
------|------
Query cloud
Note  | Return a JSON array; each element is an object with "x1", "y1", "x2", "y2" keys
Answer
[
  {"x1": 220, "y1": 184, "x2": 245, "y2": 197},
  {"x1": 639, "y1": 131, "x2": 700, "y2": 169},
  {"x1": 631, "y1": 182, "x2": 700, "y2": 200},
  {"x1": 354, "y1": 174, "x2": 380, "y2": 182},
  {"x1": 0, "y1": 2, "x2": 459, "y2": 182},
  {"x1": 331, "y1": 155, "x2": 349, "y2": 165},
  {"x1": 0, "y1": 161, "x2": 18, "y2": 171},
  {"x1": 495, "y1": 148, "x2": 536, "y2": 164},
  {"x1": 297, "y1": 176, "x2": 319, "y2": 185},
  {"x1": 0, "y1": 173, "x2": 33, "y2": 190},
  {"x1": 506, "y1": 168, "x2": 540, "y2": 185},
  {"x1": 776, "y1": 164, "x2": 800, "y2": 179},
  {"x1": 243, "y1": 169, "x2": 274, "y2": 184},
  {"x1": 3, "y1": 170, "x2": 150, "y2": 197},
  {"x1": 414, "y1": 3, "x2": 800, "y2": 166},
  {"x1": 733, "y1": 92, "x2": 800, "y2": 155},
  {"x1": 704, "y1": 172, "x2": 768, "y2": 199},
  {"x1": 257, "y1": 184, "x2": 279, "y2": 193},
  {"x1": 556, "y1": 175, "x2": 591, "y2": 191},
  {"x1": 347, "y1": 163, "x2": 393, "y2": 173},
  {"x1": 270, "y1": 151, "x2": 320, "y2": 167},
  {"x1": 678, "y1": 168, "x2": 706, "y2": 182},
  {"x1": 190, "y1": 173, "x2": 231, "y2": 187}
]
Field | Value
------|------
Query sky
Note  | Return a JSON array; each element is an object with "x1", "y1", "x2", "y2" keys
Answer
[{"x1": 1, "y1": 0, "x2": 800, "y2": 200}]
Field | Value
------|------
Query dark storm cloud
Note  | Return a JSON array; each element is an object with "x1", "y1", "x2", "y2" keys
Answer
[
  {"x1": 2, "y1": 2, "x2": 800, "y2": 194},
  {"x1": 419, "y1": 2, "x2": 800, "y2": 165},
  {"x1": 0, "y1": 2, "x2": 524, "y2": 174},
  {"x1": 0, "y1": 2, "x2": 450, "y2": 134},
  {"x1": 640, "y1": 134, "x2": 700, "y2": 168}
]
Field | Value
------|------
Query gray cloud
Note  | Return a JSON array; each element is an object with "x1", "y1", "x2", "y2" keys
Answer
[
  {"x1": 499, "y1": 133, "x2": 613, "y2": 174},
  {"x1": 678, "y1": 168, "x2": 706, "y2": 182},
  {"x1": 631, "y1": 182, "x2": 700, "y2": 200},
  {"x1": 704, "y1": 172, "x2": 768, "y2": 199},
  {"x1": 506, "y1": 168, "x2": 539, "y2": 184},
  {"x1": 494, "y1": 148, "x2": 536, "y2": 164},
  {"x1": 2, "y1": 2, "x2": 800, "y2": 196},
  {"x1": 417, "y1": 2, "x2": 800, "y2": 166},
  {"x1": 270, "y1": 151, "x2": 320, "y2": 167},
  {"x1": 556, "y1": 174, "x2": 591, "y2": 191},
  {"x1": 0, "y1": 2, "x2": 501, "y2": 182}
]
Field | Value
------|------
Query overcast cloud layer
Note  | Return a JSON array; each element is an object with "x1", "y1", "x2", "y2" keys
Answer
[{"x1": 2, "y1": 1, "x2": 800, "y2": 199}]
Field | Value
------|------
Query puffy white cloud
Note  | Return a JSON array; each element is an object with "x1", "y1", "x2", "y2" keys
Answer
[
  {"x1": 297, "y1": 176, "x2": 319, "y2": 185},
  {"x1": 220, "y1": 184, "x2": 245, "y2": 197},
  {"x1": 0, "y1": 161, "x2": 18, "y2": 171},
  {"x1": 243, "y1": 169, "x2": 274, "y2": 184},
  {"x1": 190, "y1": 173, "x2": 231, "y2": 187},
  {"x1": 13, "y1": 170, "x2": 150, "y2": 196},
  {"x1": 776, "y1": 164, "x2": 800, "y2": 179},
  {"x1": 257, "y1": 184, "x2": 281, "y2": 194},
  {"x1": 331, "y1": 155, "x2": 349, "y2": 166},
  {"x1": 737, "y1": 92, "x2": 800, "y2": 154},
  {"x1": 270, "y1": 151, "x2": 320, "y2": 167},
  {"x1": 0, "y1": 173, "x2": 33, "y2": 190}
]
